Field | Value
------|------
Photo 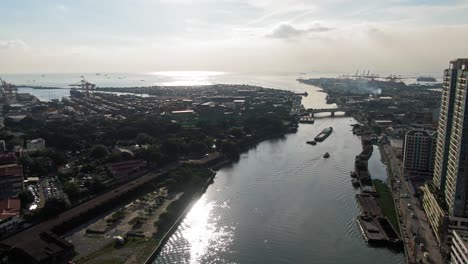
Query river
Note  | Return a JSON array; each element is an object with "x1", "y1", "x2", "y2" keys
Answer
[{"x1": 152, "y1": 79, "x2": 404, "y2": 263}]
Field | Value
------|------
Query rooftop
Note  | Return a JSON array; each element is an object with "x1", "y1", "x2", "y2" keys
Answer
[
  {"x1": 0, "y1": 164, "x2": 23, "y2": 178},
  {"x1": 171, "y1": 110, "x2": 194, "y2": 114},
  {"x1": 0, "y1": 197, "x2": 20, "y2": 220}
]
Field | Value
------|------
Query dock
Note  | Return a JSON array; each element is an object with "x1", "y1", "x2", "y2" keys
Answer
[{"x1": 353, "y1": 137, "x2": 403, "y2": 248}]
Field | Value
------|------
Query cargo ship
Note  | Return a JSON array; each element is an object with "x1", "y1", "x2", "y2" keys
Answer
[
  {"x1": 416, "y1": 76, "x2": 437, "y2": 82},
  {"x1": 314, "y1": 127, "x2": 333, "y2": 142}
]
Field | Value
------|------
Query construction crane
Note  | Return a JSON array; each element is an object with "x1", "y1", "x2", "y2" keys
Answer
[
  {"x1": 385, "y1": 74, "x2": 404, "y2": 82},
  {"x1": 69, "y1": 76, "x2": 96, "y2": 97},
  {"x1": 0, "y1": 77, "x2": 18, "y2": 96}
]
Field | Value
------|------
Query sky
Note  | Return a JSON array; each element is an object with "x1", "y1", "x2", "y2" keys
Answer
[{"x1": 1, "y1": 0, "x2": 468, "y2": 74}]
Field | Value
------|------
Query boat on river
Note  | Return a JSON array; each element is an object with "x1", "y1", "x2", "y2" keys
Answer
[
  {"x1": 323, "y1": 152, "x2": 330, "y2": 158},
  {"x1": 416, "y1": 76, "x2": 437, "y2": 82},
  {"x1": 299, "y1": 116, "x2": 315, "y2": 124},
  {"x1": 306, "y1": 140, "x2": 317, "y2": 145},
  {"x1": 314, "y1": 127, "x2": 333, "y2": 142}
]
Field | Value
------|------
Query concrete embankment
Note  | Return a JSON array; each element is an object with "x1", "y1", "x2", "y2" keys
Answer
[{"x1": 143, "y1": 171, "x2": 217, "y2": 264}]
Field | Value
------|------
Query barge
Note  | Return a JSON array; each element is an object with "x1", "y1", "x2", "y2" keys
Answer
[
  {"x1": 314, "y1": 127, "x2": 333, "y2": 142},
  {"x1": 299, "y1": 115, "x2": 315, "y2": 124}
]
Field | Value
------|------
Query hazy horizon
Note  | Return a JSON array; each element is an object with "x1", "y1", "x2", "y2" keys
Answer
[{"x1": 1, "y1": 0, "x2": 468, "y2": 74}]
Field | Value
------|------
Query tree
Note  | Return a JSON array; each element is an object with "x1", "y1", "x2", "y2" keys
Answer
[
  {"x1": 188, "y1": 141, "x2": 208, "y2": 157},
  {"x1": 89, "y1": 145, "x2": 109, "y2": 159},
  {"x1": 63, "y1": 182, "x2": 80, "y2": 203},
  {"x1": 142, "y1": 146, "x2": 163, "y2": 164},
  {"x1": 228, "y1": 127, "x2": 244, "y2": 138},
  {"x1": 221, "y1": 141, "x2": 240, "y2": 159},
  {"x1": 135, "y1": 133, "x2": 154, "y2": 146},
  {"x1": 18, "y1": 190, "x2": 34, "y2": 209},
  {"x1": 88, "y1": 177, "x2": 105, "y2": 194},
  {"x1": 41, "y1": 197, "x2": 69, "y2": 219},
  {"x1": 161, "y1": 139, "x2": 182, "y2": 161}
]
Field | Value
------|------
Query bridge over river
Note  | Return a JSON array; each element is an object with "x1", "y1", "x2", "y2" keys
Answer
[{"x1": 306, "y1": 107, "x2": 353, "y2": 117}]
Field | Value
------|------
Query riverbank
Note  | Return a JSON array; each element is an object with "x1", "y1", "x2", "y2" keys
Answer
[
  {"x1": 72, "y1": 130, "x2": 292, "y2": 264},
  {"x1": 373, "y1": 179, "x2": 399, "y2": 230},
  {"x1": 142, "y1": 132, "x2": 291, "y2": 263}
]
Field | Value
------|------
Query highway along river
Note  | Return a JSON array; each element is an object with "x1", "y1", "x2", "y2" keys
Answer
[{"x1": 154, "y1": 119, "x2": 404, "y2": 263}]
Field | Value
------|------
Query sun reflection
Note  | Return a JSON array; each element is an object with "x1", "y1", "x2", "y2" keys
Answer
[
  {"x1": 149, "y1": 71, "x2": 227, "y2": 86},
  {"x1": 182, "y1": 196, "x2": 234, "y2": 264}
]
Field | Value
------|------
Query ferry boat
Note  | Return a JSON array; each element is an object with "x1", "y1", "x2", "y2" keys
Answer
[
  {"x1": 416, "y1": 76, "x2": 437, "y2": 82},
  {"x1": 314, "y1": 127, "x2": 333, "y2": 142}
]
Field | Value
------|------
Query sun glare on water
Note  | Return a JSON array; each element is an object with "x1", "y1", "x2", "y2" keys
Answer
[
  {"x1": 149, "y1": 71, "x2": 227, "y2": 86},
  {"x1": 181, "y1": 196, "x2": 234, "y2": 263}
]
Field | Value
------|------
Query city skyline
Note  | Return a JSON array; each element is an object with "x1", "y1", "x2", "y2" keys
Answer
[{"x1": 1, "y1": 0, "x2": 468, "y2": 74}]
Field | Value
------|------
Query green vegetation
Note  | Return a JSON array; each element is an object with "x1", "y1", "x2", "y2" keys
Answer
[
  {"x1": 111, "y1": 209, "x2": 126, "y2": 221},
  {"x1": 155, "y1": 166, "x2": 214, "y2": 235},
  {"x1": 75, "y1": 237, "x2": 158, "y2": 264},
  {"x1": 373, "y1": 179, "x2": 399, "y2": 230},
  {"x1": 165, "y1": 165, "x2": 214, "y2": 193},
  {"x1": 63, "y1": 181, "x2": 81, "y2": 203},
  {"x1": 41, "y1": 197, "x2": 70, "y2": 219},
  {"x1": 89, "y1": 145, "x2": 110, "y2": 159},
  {"x1": 18, "y1": 190, "x2": 34, "y2": 210}
]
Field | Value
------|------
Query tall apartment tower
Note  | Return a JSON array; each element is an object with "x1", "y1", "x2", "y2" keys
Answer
[
  {"x1": 432, "y1": 58, "x2": 468, "y2": 216},
  {"x1": 402, "y1": 129, "x2": 437, "y2": 183}
]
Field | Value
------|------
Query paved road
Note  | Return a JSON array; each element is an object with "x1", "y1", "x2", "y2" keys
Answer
[{"x1": 381, "y1": 143, "x2": 443, "y2": 264}]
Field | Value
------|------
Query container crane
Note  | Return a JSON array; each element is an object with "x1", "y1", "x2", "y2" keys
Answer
[
  {"x1": 0, "y1": 77, "x2": 18, "y2": 96},
  {"x1": 69, "y1": 76, "x2": 96, "y2": 97}
]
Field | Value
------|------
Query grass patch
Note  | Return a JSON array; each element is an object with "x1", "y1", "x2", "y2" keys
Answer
[
  {"x1": 75, "y1": 237, "x2": 158, "y2": 264},
  {"x1": 373, "y1": 179, "x2": 399, "y2": 230}
]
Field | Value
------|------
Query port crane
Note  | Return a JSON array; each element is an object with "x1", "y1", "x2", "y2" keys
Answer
[
  {"x1": 69, "y1": 76, "x2": 96, "y2": 97},
  {"x1": 385, "y1": 74, "x2": 404, "y2": 82},
  {"x1": 0, "y1": 77, "x2": 18, "y2": 96},
  {"x1": 348, "y1": 69, "x2": 379, "y2": 80}
]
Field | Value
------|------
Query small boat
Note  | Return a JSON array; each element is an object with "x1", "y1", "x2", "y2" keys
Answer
[
  {"x1": 323, "y1": 152, "x2": 330, "y2": 158},
  {"x1": 306, "y1": 141, "x2": 317, "y2": 145}
]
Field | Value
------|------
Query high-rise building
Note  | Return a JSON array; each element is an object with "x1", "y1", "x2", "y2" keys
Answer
[
  {"x1": 422, "y1": 59, "x2": 468, "y2": 251},
  {"x1": 402, "y1": 129, "x2": 437, "y2": 184},
  {"x1": 439, "y1": 59, "x2": 468, "y2": 217},
  {"x1": 451, "y1": 230, "x2": 468, "y2": 264},
  {"x1": 433, "y1": 59, "x2": 464, "y2": 195}
]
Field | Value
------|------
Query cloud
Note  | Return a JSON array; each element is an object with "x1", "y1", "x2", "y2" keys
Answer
[
  {"x1": 56, "y1": 4, "x2": 68, "y2": 12},
  {"x1": 266, "y1": 23, "x2": 333, "y2": 38},
  {"x1": 0, "y1": 39, "x2": 29, "y2": 51}
]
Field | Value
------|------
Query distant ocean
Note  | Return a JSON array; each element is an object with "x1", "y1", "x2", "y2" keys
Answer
[{"x1": 0, "y1": 71, "x2": 439, "y2": 102}]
